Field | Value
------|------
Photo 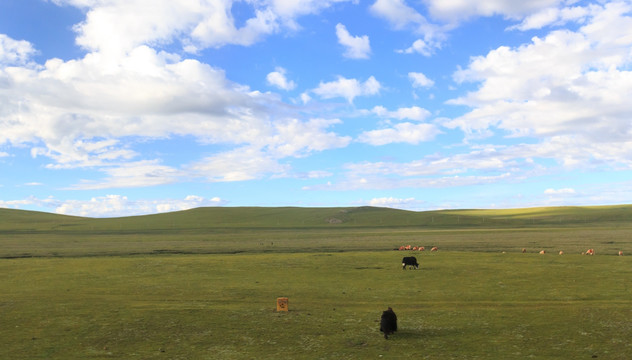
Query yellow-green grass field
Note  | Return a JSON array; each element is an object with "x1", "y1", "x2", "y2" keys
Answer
[{"x1": 1, "y1": 206, "x2": 632, "y2": 359}]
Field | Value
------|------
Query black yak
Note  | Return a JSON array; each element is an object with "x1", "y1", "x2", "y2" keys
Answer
[
  {"x1": 402, "y1": 256, "x2": 419, "y2": 269},
  {"x1": 380, "y1": 307, "x2": 398, "y2": 339}
]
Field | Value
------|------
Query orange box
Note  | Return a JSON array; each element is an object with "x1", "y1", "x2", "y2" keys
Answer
[{"x1": 276, "y1": 297, "x2": 289, "y2": 312}]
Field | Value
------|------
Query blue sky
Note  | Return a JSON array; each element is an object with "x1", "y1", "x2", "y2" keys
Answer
[{"x1": 1, "y1": 0, "x2": 632, "y2": 217}]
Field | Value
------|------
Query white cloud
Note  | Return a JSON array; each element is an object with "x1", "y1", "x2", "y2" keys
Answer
[
  {"x1": 54, "y1": 0, "x2": 357, "y2": 54},
  {"x1": 1, "y1": 30, "x2": 355, "y2": 188},
  {"x1": 0, "y1": 192, "x2": 226, "y2": 217},
  {"x1": 269, "y1": 0, "x2": 357, "y2": 23},
  {"x1": 371, "y1": 105, "x2": 431, "y2": 121},
  {"x1": 190, "y1": 117, "x2": 350, "y2": 182},
  {"x1": 408, "y1": 72, "x2": 435, "y2": 88},
  {"x1": 335, "y1": 23, "x2": 371, "y2": 59},
  {"x1": 266, "y1": 118, "x2": 351, "y2": 157},
  {"x1": 0, "y1": 34, "x2": 36, "y2": 65},
  {"x1": 423, "y1": 0, "x2": 565, "y2": 23},
  {"x1": 361, "y1": 104, "x2": 439, "y2": 146},
  {"x1": 508, "y1": 6, "x2": 589, "y2": 31},
  {"x1": 55, "y1": 195, "x2": 226, "y2": 217},
  {"x1": 368, "y1": 197, "x2": 420, "y2": 209},
  {"x1": 544, "y1": 188, "x2": 576, "y2": 195},
  {"x1": 371, "y1": 0, "x2": 446, "y2": 54},
  {"x1": 306, "y1": 170, "x2": 333, "y2": 179},
  {"x1": 370, "y1": 0, "x2": 425, "y2": 29},
  {"x1": 266, "y1": 67, "x2": 296, "y2": 90},
  {"x1": 67, "y1": 160, "x2": 184, "y2": 190},
  {"x1": 312, "y1": 76, "x2": 381, "y2": 103},
  {"x1": 445, "y1": 1, "x2": 632, "y2": 151},
  {"x1": 190, "y1": 147, "x2": 290, "y2": 182},
  {"x1": 358, "y1": 122, "x2": 441, "y2": 145},
  {"x1": 398, "y1": 39, "x2": 436, "y2": 56}
]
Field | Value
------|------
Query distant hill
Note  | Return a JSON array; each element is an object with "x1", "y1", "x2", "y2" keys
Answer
[{"x1": 2, "y1": 204, "x2": 632, "y2": 233}]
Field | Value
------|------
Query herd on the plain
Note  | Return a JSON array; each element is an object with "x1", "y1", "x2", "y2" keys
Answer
[{"x1": 386, "y1": 245, "x2": 624, "y2": 339}]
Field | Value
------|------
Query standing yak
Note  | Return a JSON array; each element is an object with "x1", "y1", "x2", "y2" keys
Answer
[
  {"x1": 380, "y1": 307, "x2": 398, "y2": 339},
  {"x1": 402, "y1": 256, "x2": 419, "y2": 269}
]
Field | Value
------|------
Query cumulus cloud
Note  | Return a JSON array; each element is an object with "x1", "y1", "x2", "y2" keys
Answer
[
  {"x1": 445, "y1": 1, "x2": 632, "y2": 153},
  {"x1": 0, "y1": 34, "x2": 36, "y2": 65},
  {"x1": 1, "y1": 194, "x2": 226, "y2": 217},
  {"x1": 266, "y1": 67, "x2": 296, "y2": 90},
  {"x1": 408, "y1": 72, "x2": 435, "y2": 88},
  {"x1": 0, "y1": 1, "x2": 357, "y2": 189},
  {"x1": 370, "y1": 0, "x2": 425, "y2": 29},
  {"x1": 398, "y1": 39, "x2": 436, "y2": 56},
  {"x1": 423, "y1": 0, "x2": 565, "y2": 23},
  {"x1": 358, "y1": 122, "x2": 441, "y2": 145},
  {"x1": 368, "y1": 197, "x2": 420, "y2": 209},
  {"x1": 544, "y1": 188, "x2": 576, "y2": 195},
  {"x1": 55, "y1": 194, "x2": 226, "y2": 217},
  {"x1": 189, "y1": 147, "x2": 290, "y2": 182},
  {"x1": 312, "y1": 76, "x2": 381, "y2": 103},
  {"x1": 370, "y1": 0, "x2": 446, "y2": 55},
  {"x1": 358, "y1": 105, "x2": 437, "y2": 145},
  {"x1": 67, "y1": 160, "x2": 184, "y2": 190},
  {"x1": 371, "y1": 105, "x2": 431, "y2": 121},
  {"x1": 508, "y1": 5, "x2": 589, "y2": 31},
  {"x1": 335, "y1": 23, "x2": 371, "y2": 59},
  {"x1": 1, "y1": 46, "x2": 276, "y2": 171},
  {"x1": 190, "y1": 118, "x2": 350, "y2": 181},
  {"x1": 53, "y1": 0, "x2": 356, "y2": 54}
]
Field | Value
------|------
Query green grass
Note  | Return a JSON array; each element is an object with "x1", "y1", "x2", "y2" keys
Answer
[
  {"x1": 1, "y1": 205, "x2": 632, "y2": 358},
  {"x1": 2, "y1": 205, "x2": 632, "y2": 258},
  {"x1": 1, "y1": 252, "x2": 631, "y2": 359}
]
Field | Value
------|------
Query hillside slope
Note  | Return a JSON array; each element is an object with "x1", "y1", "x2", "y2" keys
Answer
[{"x1": 2, "y1": 205, "x2": 632, "y2": 233}]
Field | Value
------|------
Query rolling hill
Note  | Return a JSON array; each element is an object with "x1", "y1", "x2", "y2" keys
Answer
[{"x1": 2, "y1": 204, "x2": 632, "y2": 233}]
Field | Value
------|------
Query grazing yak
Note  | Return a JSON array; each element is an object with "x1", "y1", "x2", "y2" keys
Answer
[
  {"x1": 380, "y1": 307, "x2": 398, "y2": 339},
  {"x1": 402, "y1": 256, "x2": 419, "y2": 270}
]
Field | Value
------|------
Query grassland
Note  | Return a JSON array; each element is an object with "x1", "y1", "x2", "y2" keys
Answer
[
  {"x1": 1, "y1": 205, "x2": 632, "y2": 359},
  {"x1": 2, "y1": 205, "x2": 632, "y2": 258}
]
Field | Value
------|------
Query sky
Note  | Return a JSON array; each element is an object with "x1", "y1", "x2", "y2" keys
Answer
[{"x1": 1, "y1": 0, "x2": 632, "y2": 217}]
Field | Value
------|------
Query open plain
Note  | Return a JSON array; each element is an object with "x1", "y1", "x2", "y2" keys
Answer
[{"x1": 1, "y1": 206, "x2": 631, "y2": 359}]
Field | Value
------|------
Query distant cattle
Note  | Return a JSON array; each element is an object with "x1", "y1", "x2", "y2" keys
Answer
[
  {"x1": 539, "y1": 250, "x2": 546, "y2": 254},
  {"x1": 522, "y1": 248, "x2": 527, "y2": 253},
  {"x1": 380, "y1": 307, "x2": 398, "y2": 339},
  {"x1": 585, "y1": 248, "x2": 595, "y2": 255},
  {"x1": 431, "y1": 246, "x2": 438, "y2": 252},
  {"x1": 619, "y1": 251, "x2": 624, "y2": 256},
  {"x1": 559, "y1": 251, "x2": 564, "y2": 255},
  {"x1": 402, "y1": 256, "x2": 419, "y2": 270},
  {"x1": 418, "y1": 246, "x2": 425, "y2": 251}
]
